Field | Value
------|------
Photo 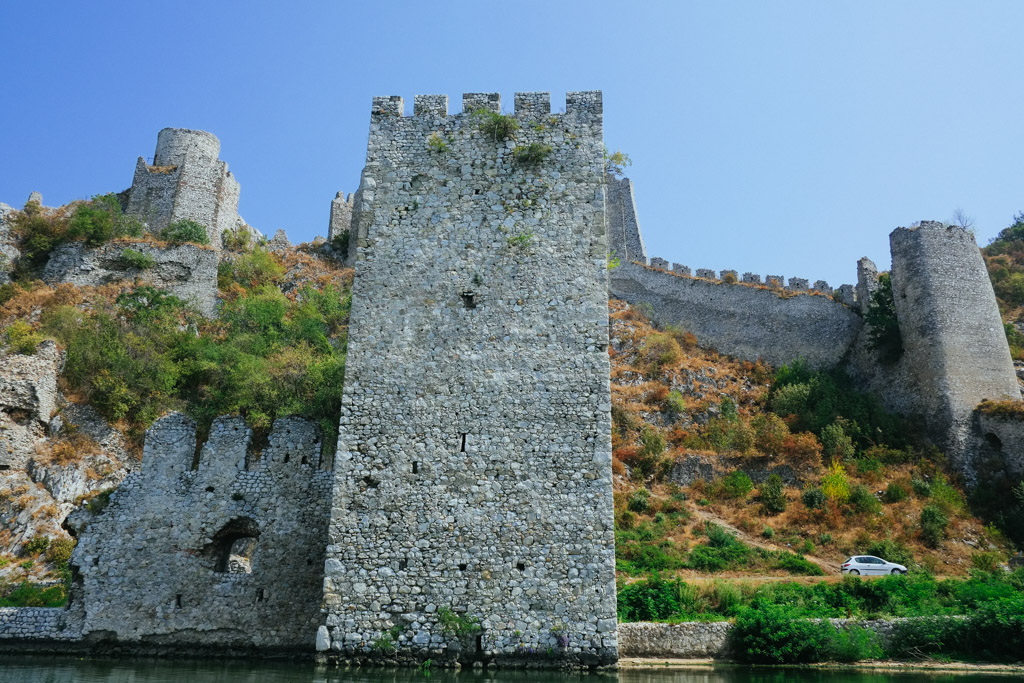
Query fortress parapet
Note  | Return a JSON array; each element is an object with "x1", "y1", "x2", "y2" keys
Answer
[
  {"x1": 74, "y1": 412, "x2": 331, "y2": 649},
  {"x1": 125, "y1": 128, "x2": 240, "y2": 249}
]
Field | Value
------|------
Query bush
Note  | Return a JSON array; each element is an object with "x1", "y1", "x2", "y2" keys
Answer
[
  {"x1": 920, "y1": 504, "x2": 949, "y2": 548},
  {"x1": 161, "y1": 219, "x2": 209, "y2": 245},
  {"x1": 911, "y1": 476, "x2": 931, "y2": 497},
  {"x1": 802, "y1": 487, "x2": 827, "y2": 510},
  {"x1": 774, "y1": 553, "x2": 825, "y2": 576},
  {"x1": 718, "y1": 470, "x2": 753, "y2": 499},
  {"x1": 627, "y1": 488, "x2": 651, "y2": 513},
  {"x1": 762, "y1": 525, "x2": 775, "y2": 539},
  {"x1": 759, "y1": 474, "x2": 788, "y2": 515},
  {"x1": 752, "y1": 413, "x2": 789, "y2": 454},
  {"x1": 781, "y1": 432, "x2": 823, "y2": 466},
  {"x1": 512, "y1": 143, "x2": 553, "y2": 165},
  {"x1": 3, "y1": 320, "x2": 44, "y2": 354},
  {"x1": 821, "y1": 421, "x2": 855, "y2": 461},
  {"x1": 821, "y1": 460, "x2": 851, "y2": 503},
  {"x1": 21, "y1": 536, "x2": 49, "y2": 556},
  {"x1": 44, "y1": 538, "x2": 75, "y2": 566},
  {"x1": 618, "y1": 574, "x2": 693, "y2": 622},
  {"x1": 849, "y1": 484, "x2": 881, "y2": 515},
  {"x1": 662, "y1": 390, "x2": 686, "y2": 418},
  {"x1": 222, "y1": 227, "x2": 252, "y2": 252},
  {"x1": 120, "y1": 248, "x2": 155, "y2": 270},
  {"x1": 884, "y1": 482, "x2": 908, "y2": 503},
  {"x1": 731, "y1": 604, "x2": 833, "y2": 663},
  {"x1": 639, "y1": 332, "x2": 682, "y2": 371},
  {"x1": 67, "y1": 194, "x2": 141, "y2": 246},
  {"x1": 474, "y1": 109, "x2": 520, "y2": 141},
  {"x1": 218, "y1": 248, "x2": 284, "y2": 290}
]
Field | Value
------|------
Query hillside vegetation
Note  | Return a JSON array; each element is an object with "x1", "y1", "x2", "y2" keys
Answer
[
  {"x1": 983, "y1": 210, "x2": 1024, "y2": 359},
  {"x1": 607, "y1": 299, "x2": 1016, "y2": 584}
]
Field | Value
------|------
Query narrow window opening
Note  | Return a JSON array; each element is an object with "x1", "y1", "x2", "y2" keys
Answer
[
  {"x1": 461, "y1": 291, "x2": 477, "y2": 309},
  {"x1": 475, "y1": 634, "x2": 483, "y2": 652},
  {"x1": 257, "y1": 588, "x2": 266, "y2": 602},
  {"x1": 412, "y1": 461, "x2": 419, "y2": 474},
  {"x1": 205, "y1": 486, "x2": 215, "y2": 493},
  {"x1": 460, "y1": 433, "x2": 467, "y2": 452},
  {"x1": 516, "y1": 562, "x2": 525, "y2": 572},
  {"x1": 284, "y1": 453, "x2": 290, "y2": 464},
  {"x1": 458, "y1": 562, "x2": 467, "y2": 571},
  {"x1": 0, "y1": 465, "x2": 9, "y2": 471},
  {"x1": 301, "y1": 455, "x2": 308, "y2": 465},
  {"x1": 399, "y1": 558, "x2": 408, "y2": 571},
  {"x1": 985, "y1": 432, "x2": 1003, "y2": 451},
  {"x1": 175, "y1": 594, "x2": 182, "y2": 608},
  {"x1": 362, "y1": 475, "x2": 380, "y2": 488}
]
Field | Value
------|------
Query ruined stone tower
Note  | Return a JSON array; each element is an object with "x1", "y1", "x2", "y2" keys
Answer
[
  {"x1": 889, "y1": 221, "x2": 1020, "y2": 471},
  {"x1": 126, "y1": 128, "x2": 240, "y2": 248},
  {"x1": 318, "y1": 92, "x2": 618, "y2": 666}
]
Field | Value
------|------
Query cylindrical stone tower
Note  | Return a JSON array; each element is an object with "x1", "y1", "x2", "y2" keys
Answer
[
  {"x1": 154, "y1": 128, "x2": 220, "y2": 166},
  {"x1": 889, "y1": 221, "x2": 1019, "y2": 467}
]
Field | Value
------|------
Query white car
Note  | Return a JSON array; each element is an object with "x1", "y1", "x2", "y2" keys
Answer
[{"x1": 841, "y1": 555, "x2": 907, "y2": 575}]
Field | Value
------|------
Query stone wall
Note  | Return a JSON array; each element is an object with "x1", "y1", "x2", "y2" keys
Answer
[
  {"x1": 889, "y1": 221, "x2": 1020, "y2": 476},
  {"x1": 606, "y1": 175, "x2": 647, "y2": 265},
  {"x1": 618, "y1": 619, "x2": 909, "y2": 658},
  {"x1": 320, "y1": 91, "x2": 618, "y2": 667},
  {"x1": 0, "y1": 606, "x2": 82, "y2": 642},
  {"x1": 69, "y1": 413, "x2": 332, "y2": 652},
  {"x1": 610, "y1": 261, "x2": 863, "y2": 369},
  {"x1": 42, "y1": 239, "x2": 218, "y2": 317},
  {"x1": 328, "y1": 191, "x2": 353, "y2": 242},
  {"x1": 125, "y1": 128, "x2": 240, "y2": 249},
  {"x1": 970, "y1": 410, "x2": 1024, "y2": 482},
  {"x1": 0, "y1": 202, "x2": 20, "y2": 284}
]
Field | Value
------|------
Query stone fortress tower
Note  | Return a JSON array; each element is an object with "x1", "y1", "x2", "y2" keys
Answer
[
  {"x1": 125, "y1": 128, "x2": 241, "y2": 248},
  {"x1": 317, "y1": 92, "x2": 618, "y2": 666},
  {"x1": 889, "y1": 222, "x2": 1020, "y2": 474}
]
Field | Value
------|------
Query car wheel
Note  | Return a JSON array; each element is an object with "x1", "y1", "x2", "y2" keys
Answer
[
  {"x1": 892, "y1": 568, "x2": 904, "y2": 575},
  {"x1": 850, "y1": 569, "x2": 860, "y2": 575}
]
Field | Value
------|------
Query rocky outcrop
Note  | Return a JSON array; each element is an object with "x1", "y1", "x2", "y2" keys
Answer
[
  {"x1": 42, "y1": 240, "x2": 218, "y2": 317},
  {"x1": 0, "y1": 203, "x2": 20, "y2": 285}
]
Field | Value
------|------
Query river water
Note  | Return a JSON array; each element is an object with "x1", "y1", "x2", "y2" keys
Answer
[{"x1": 0, "y1": 659, "x2": 1012, "y2": 683}]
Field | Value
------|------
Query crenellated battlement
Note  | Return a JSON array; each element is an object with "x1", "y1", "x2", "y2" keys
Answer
[
  {"x1": 640, "y1": 258, "x2": 845, "y2": 299},
  {"x1": 141, "y1": 413, "x2": 327, "y2": 491},
  {"x1": 369, "y1": 91, "x2": 601, "y2": 119}
]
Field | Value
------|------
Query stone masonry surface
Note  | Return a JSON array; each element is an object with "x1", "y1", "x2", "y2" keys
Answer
[
  {"x1": 68, "y1": 413, "x2": 332, "y2": 651},
  {"x1": 889, "y1": 221, "x2": 1020, "y2": 476},
  {"x1": 126, "y1": 128, "x2": 240, "y2": 249},
  {"x1": 618, "y1": 619, "x2": 912, "y2": 658},
  {"x1": 42, "y1": 239, "x2": 219, "y2": 317},
  {"x1": 610, "y1": 261, "x2": 863, "y2": 369},
  {"x1": 321, "y1": 92, "x2": 618, "y2": 667}
]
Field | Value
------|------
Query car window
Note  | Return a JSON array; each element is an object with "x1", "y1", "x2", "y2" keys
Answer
[{"x1": 854, "y1": 557, "x2": 867, "y2": 563}]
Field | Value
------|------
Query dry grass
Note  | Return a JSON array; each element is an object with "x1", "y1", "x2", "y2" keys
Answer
[{"x1": 977, "y1": 399, "x2": 1024, "y2": 418}]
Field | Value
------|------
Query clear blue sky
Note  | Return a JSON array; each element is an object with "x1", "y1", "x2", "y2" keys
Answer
[{"x1": 2, "y1": 1, "x2": 1022, "y2": 287}]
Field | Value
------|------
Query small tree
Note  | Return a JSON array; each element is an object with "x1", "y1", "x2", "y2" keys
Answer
[
  {"x1": 759, "y1": 474, "x2": 788, "y2": 515},
  {"x1": 604, "y1": 147, "x2": 632, "y2": 177},
  {"x1": 865, "y1": 273, "x2": 903, "y2": 364}
]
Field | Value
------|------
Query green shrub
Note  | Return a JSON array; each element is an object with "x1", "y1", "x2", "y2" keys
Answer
[
  {"x1": 44, "y1": 538, "x2": 75, "y2": 566},
  {"x1": 911, "y1": 476, "x2": 931, "y2": 497},
  {"x1": 218, "y1": 248, "x2": 284, "y2": 289},
  {"x1": 774, "y1": 553, "x2": 825, "y2": 576},
  {"x1": 4, "y1": 320, "x2": 44, "y2": 354},
  {"x1": 21, "y1": 536, "x2": 49, "y2": 556},
  {"x1": 759, "y1": 474, "x2": 788, "y2": 514},
  {"x1": 821, "y1": 460, "x2": 851, "y2": 503},
  {"x1": 928, "y1": 473, "x2": 964, "y2": 515},
  {"x1": 719, "y1": 470, "x2": 753, "y2": 499},
  {"x1": 762, "y1": 525, "x2": 775, "y2": 539},
  {"x1": 474, "y1": 109, "x2": 520, "y2": 141},
  {"x1": 512, "y1": 143, "x2": 553, "y2": 165},
  {"x1": 222, "y1": 227, "x2": 252, "y2": 252},
  {"x1": 617, "y1": 574, "x2": 694, "y2": 622},
  {"x1": 920, "y1": 504, "x2": 949, "y2": 548},
  {"x1": 0, "y1": 581, "x2": 67, "y2": 608},
  {"x1": 802, "y1": 487, "x2": 827, "y2": 509},
  {"x1": 639, "y1": 332, "x2": 682, "y2": 370},
  {"x1": 120, "y1": 248, "x2": 155, "y2": 270},
  {"x1": 631, "y1": 427, "x2": 666, "y2": 478},
  {"x1": 849, "y1": 484, "x2": 881, "y2": 514},
  {"x1": 662, "y1": 390, "x2": 686, "y2": 418},
  {"x1": 161, "y1": 219, "x2": 209, "y2": 245},
  {"x1": 67, "y1": 194, "x2": 141, "y2": 246},
  {"x1": 821, "y1": 422, "x2": 855, "y2": 461},
  {"x1": 627, "y1": 488, "x2": 651, "y2": 513},
  {"x1": 437, "y1": 607, "x2": 482, "y2": 637},
  {"x1": 730, "y1": 604, "x2": 833, "y2": 663},
  {"x1": 884, "y1": 482, "x2": 908, "y2": 503}
]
